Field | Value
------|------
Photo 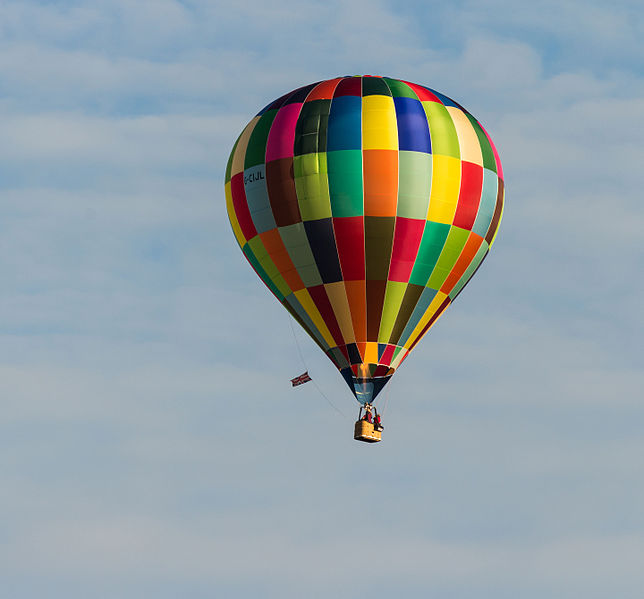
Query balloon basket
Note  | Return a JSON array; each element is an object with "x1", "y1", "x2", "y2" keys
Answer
[{"x1": 354, "y1": 419, "x2": 382, "y2": 443}]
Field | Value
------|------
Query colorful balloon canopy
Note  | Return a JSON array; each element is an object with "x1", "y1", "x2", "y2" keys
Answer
[{"x1": 225, "y1": 75, "x2": 504, "y2": 404}]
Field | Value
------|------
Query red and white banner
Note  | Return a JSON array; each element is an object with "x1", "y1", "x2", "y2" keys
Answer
[{"x1": 290, "y1": 371, "x2": 312, "y2": 387}]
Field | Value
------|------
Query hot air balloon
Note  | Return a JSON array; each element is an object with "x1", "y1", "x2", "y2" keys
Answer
[{"x1": 225, "y1": 76, "x2": 504, "y2": 442}]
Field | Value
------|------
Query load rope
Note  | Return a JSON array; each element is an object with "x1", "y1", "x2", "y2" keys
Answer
[{"x1": 287, "y1": 317, "x2": 347, "y2": 418}]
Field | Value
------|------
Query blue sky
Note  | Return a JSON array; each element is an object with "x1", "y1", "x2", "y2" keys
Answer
[{"x1": 1, "y1": 1, "x2": 643, "y2": 598}]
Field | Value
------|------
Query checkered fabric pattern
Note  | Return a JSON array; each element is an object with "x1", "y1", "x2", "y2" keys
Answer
[{"x1": 225, "y1": 76, "x2": 504, "y2": 404}]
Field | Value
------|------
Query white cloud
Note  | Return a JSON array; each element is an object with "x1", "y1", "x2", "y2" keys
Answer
[{"x1": 0, "y1": 112, "x2": 229, "y2": 168}]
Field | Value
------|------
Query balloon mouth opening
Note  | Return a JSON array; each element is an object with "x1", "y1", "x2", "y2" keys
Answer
[
  {"x1": 340, "y1": 368, "x2": 393, "y2": 405},
  {"x1": 354, "y1": 379, "x2": 374, "y2": 404}
]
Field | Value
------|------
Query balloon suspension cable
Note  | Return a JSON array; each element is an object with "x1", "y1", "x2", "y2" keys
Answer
[
  {"x1": 287, "y1": 317, "x2": 347, "y2": 419},
  {"x1": 379, "y1": 379, "x2": 392, "y2": 418}
]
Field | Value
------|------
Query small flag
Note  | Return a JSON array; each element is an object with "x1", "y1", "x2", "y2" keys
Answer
[{"x1": 291, "y1": 371, "x2": 312, "y2": 387}]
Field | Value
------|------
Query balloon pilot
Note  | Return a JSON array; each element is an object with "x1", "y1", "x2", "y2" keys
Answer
[{"x1": 374, "y1": 411, "x2": 384, "y2": 432}]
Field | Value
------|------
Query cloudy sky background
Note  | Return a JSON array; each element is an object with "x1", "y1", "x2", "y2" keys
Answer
[{"x1": 1, "y1": 1, "x2": 643, "y2": 597}]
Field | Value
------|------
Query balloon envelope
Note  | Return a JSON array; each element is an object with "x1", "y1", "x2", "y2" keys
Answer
[{"x1": 225, "y1": 76, "x2": 504, "y2": 404}]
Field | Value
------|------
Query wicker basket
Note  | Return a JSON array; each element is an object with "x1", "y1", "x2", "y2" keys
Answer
[{"x1": 354, "y1": 419, "x2": 382, "y2": 443}]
